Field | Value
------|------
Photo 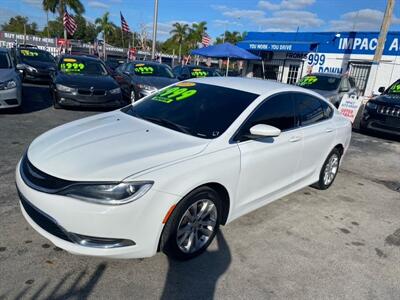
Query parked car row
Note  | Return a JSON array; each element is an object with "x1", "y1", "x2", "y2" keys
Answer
[{"x1": 0, "y1": 46, "x2": 223, "y2": 111}]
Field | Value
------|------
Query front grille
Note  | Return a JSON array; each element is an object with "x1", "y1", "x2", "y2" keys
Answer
[
  {"x1": 19, "y1": 194, "x2": 70, "y2": 241},
  {"x1": 5, "y1": 99, "x2": 18, "y2": 105},
  {"x1": 20, "y1": 154, "x2": 74, "y2": 193},
  {"x1": 377, "y1": 105, "x2": 400, "y2": 117},
  {"x1": 78, "y1": 89, "x2": 106, "y2": 96}
]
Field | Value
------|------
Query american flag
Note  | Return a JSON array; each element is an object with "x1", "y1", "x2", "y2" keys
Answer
[
  {"x1": 120, "y1": 12, "x2": 130, "y2": 33},
  {"x1": 63, "y1": 10, "x2": 77, "y2": 36},
  {"x1": 201, "y1": 34, "x2": 212, "y2": 47}
]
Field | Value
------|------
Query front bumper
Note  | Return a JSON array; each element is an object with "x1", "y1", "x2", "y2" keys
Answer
[
  {"x1": 55, "y1": 91, "x2": 126, "y2": 108},
  {"x1": 0, "y1": 87, "x2": 21, "y2": 109},
  {"x1": 16, "y1": 161, "x2": 179, "y2": 258},
  {"x1": 24, "y1": 70, "x2": 51, "y2": 82},
  {"x1": 361, "y1": 109, "x2": 400, "y2": 136}
]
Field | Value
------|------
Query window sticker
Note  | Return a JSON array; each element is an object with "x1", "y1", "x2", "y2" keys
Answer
[
  {"x1": 134, "y1": 65, "x2": 154, "y2": 75},
  {"x1": 176, "y1": 82, "x2": 196, "y2": 87},
  {"x1": 298, "y1": 76, "x2": 318, "y2": 86},
  {"x1": 63, "y1": 58, "x2": 77, "y2": 63},
  {"x1": 191, "y1": 68, "x2": 208, "y2": 77},
  {"x1": 20, "y1": 50, "x2": 39, "y2": 57},
  {"x1": 60, "y1": 61, "x2": 85, "y2": 73},
  {"x1": 152, "y1": 86, "x2": 197, "y2": 103},
  {"x1": 389, "y1": 83, "x2": 400, "y2": 93}
]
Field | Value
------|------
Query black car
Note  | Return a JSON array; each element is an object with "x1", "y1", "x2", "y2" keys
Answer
[
  {"x1": 172, "y1": 65, "x2": 222, "y2": 81},
  {"x1": 15, "y1": 47, "x2": 56, "y2": 83},
  {"x1": 106, "y1": 58, "x2": 125, "y2": 71},
  {"x1": 114, "y1": 61, "x2": 178, "y2": 102},
  {"x1": 361, "y1": 81, "x2": 400, "y2": 136},
  {"x1": 50, "y1": 55, "x2": 126, "y2": 109}
]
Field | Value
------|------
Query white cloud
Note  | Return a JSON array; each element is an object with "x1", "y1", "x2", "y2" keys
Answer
[
  {"x1": 213, "y1": 19, "x2": 243, "y2": 27},
  {"x1": 212, "y1": 5, "x2": 265, "y2": 20},
  {"x1": 88, "y1": 1, "x2": 110, "y2": 9},
  {"x1": 146, "y1": 20, "x2": 195, "y2": 40},
  {"x1": 329, "y1": 9, "x2": 400, "y2": 31},
  {"x1": 256, "y1": 10, "x2": 323, "y2": 31},
  {"x1": 22, "y1": 0, "x2": 42, "y2": 9},
  {"x1": 258, "y1": 0, "x2": 315, "y2": 10}
]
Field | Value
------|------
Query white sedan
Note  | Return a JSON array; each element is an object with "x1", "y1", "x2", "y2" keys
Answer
[{"x1": 16, "y1": 77, "x2": 352, "y2": 260}]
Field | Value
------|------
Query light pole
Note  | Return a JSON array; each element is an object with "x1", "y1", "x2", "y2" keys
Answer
[{"x1": 151, "y1": 0, "x2": 159, "y2": 60}]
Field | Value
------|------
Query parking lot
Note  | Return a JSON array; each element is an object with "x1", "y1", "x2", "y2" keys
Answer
[{"x1": 0, "y1": 84, "x2": 399, "y2": 299}]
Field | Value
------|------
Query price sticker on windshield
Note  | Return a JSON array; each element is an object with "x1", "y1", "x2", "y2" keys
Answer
[
  {"x1": 298, "y1": 76, "x2": 318, "y2": 86},
  {"x1": 20, "y1": 50, "x2": 39, "y2": 57},
  {"x1": 152, "y1": 86, "x2": 197, "y2": 103},
  {"x1": 389, "y1": 83, "x2": 400, "y2": 93},
  {"x1": 191, "y1": 69, "x2": 208, "y2": 77},
  {"x1": 60, "y1": 61, "x2": 85, "y2": 73},
  {"x1": 134, "y1": 65, "x2": 154, "y2": 75}
]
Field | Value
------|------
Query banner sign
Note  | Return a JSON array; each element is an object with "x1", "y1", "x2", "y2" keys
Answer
[{"x1": 338, "y1": 94, "x2": 363, "y2": 123}]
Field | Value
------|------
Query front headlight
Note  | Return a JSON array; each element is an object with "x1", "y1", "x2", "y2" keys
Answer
[
  {"x1": 366, "y1": 101, "x2": 377, "y2": 110},
  {"x1": 23, "y1": 64, "x2": 37, "y2": 73},
  {"x1": 56, "y1": 84, "x2": 77, "y2": 93},
  {"x1": 109, "y1": 87, "x2": 121, "y2": 94},
  {"x1": 137, "y1": 84, "x2": 157, "y2": 92},
  {"x1": 0, "y1": 80, "x2": 17, "y2": 90},
  {"x1": 58, "y1": 181, "x2": 153, "y2": 205}
]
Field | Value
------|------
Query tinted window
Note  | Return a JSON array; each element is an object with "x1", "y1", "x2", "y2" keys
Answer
[
  {"x1": 122, "y1": 83, "x2": 258, "y2": 139},
  {"x1": 58, "y1": 57, "x2": 107, "y2": 76},
  {"x1": 236, "y1": 93, "x2": 296, "y2": 141},
  {"x1": 0, "y1": 52, "x2": 12, "y2": 68},
  {"x1": 340, "y1": 78, "x2": 350, "y2": 91},
  {"x1": 129, "y1": 63, "x2": 175, "y2": 78},
  {"x1": 295, "y1": 94, "x2": 327, "y2": 126},
  {"x1": 321, "y1": 100, "x2": 333, "y2": 119},
  {"x1": 298, "y1": 75, "x2": 340, "y2": 91}
]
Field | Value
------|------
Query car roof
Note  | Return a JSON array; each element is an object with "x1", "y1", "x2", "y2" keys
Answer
[
  {"x1": 18, "y1": 47, "x2": 48, "y2": 52},
  {"x1": 60, "y1": 55, "x2": 102, "y2": 62},
  {"x1": 189, "y1": 77, "x2": 309, "y2": 95},
  {"x1": 129, "y1": 60, "x2": 168, "y2": 66}
]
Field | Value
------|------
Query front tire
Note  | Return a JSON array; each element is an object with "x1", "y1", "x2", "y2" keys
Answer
[
  {"x1": 312, "y1": 148, "x2": 341, "y2": 190},
  {"x1": 160, "y1": 186, "x2": 221, "y2": 260}
]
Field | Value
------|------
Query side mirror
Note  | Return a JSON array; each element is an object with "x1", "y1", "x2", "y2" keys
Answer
[
  {"x1": 249, "y1": 124, "x2": 281, "y2": 138},
  {"x1": 378, "y1": 86, "x2": 385, "y2": 93},
  {"x1": 16, "y1": 63, "x2": 25, "y2": 70}
]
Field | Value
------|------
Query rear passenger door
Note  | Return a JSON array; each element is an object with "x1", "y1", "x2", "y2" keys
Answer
[{"x1": 293, "y1": 93, "x2": 335, "y2": 181}]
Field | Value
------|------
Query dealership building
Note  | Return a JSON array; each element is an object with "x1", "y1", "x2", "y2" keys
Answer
[{"x1": 237, "y1": 31, "x2": 400, "y2": 95}]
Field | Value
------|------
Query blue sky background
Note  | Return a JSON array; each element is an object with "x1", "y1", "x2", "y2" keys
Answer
[{"x1": 1, "y1": 0, "x2": 400, "y2": 40}]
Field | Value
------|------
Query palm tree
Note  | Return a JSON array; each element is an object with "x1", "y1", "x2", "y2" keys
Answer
[
  {"x1": 216, "y1": 31, "x2": 245, "y2": 44},
  {"x1": 170, "y1": 23, "x2": 189, "y2": 62},
  {"x1": 95, "y1": 12, "x2": 115, "y2": 60},
  {"x1": 189, "y1": 21, "x2": 207, "y2": 48},
  {"x1": 42, "y1": 0, "x2": 85, "y2": 40}
]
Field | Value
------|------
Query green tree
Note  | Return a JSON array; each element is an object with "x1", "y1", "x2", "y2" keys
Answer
[
  {"x1": 170, "y1": 22, "x2": 189, "y2": 62},
  {"x1": 95, "y1": 12, "x2": 115, "y2": 58},
  {"x1": 73, "y1": 15, "x2": 97, "y2": 43},
  {"x1": 1, "y1": 16, "x2": 38, "y2": 35},
  {"x1": 189, "y1": 21, "x2": 207, "y2": 48},
  {"x1": 215, "y1": 31, "x2": 246, "y2": 44},
  {"x1": 42, "y1": 0, "x2": 85, "y2": 38}
]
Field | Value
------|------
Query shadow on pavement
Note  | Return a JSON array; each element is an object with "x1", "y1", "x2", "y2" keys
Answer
[
  {"x1": 0, "y1": 262, "x2": 107, "y2": 300},
  {"x1": 353, "y1": 128, "x2": 400, "y2": 143},
  {"x1": 160, "y1": 231, "x2": 231, "y2": 300}
]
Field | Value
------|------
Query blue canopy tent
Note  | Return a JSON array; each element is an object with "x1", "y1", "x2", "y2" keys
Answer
[{"x1": 191, "y1": 42, "x2": 261, "y2": 76}]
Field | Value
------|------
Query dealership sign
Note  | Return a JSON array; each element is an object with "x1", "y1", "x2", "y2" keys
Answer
[{"x1": 338, "y1": 94, "x2": 363, "y2": 123}]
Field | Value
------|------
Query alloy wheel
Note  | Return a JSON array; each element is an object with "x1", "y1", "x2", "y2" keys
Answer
[
  {"x1": 130, "y1": 90, "x2": 135, "y2": 102},
  {"x1": 323, "y1": 153, "x2": 339, "y2": 186},
  {"x1": 176, "y1": 199, "x2": 218, "y2": 254}
]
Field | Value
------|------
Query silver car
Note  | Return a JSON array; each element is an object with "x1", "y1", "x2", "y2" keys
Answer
[
  {"x1": 297, "y1": 73, "x2": 358, "y2": 107},
  {"x1": 0, "y1": 48, "x2": 22, "y2": 110}
]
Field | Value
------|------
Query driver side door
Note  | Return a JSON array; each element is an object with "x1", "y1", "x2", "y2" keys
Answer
[{"x1": 233, "y1": 93, "x2": 303, "y2": 217}]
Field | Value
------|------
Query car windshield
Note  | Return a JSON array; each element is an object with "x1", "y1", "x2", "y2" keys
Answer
[
  {"x1": 385, "y1": 80, "x2": 400, "y2": 95},
  {"x1": 298, "y1": 75, "x2": 341, "y2": 91},
  {"x1": 58, "y1": 57, "x2": 108, "y2": 76},
  {"x1": 132, "y1": 63, "x2": 174, "y2": 78},
  {"x1": 0, "y1": 52, "x2": 12, "y2": 68},
  {"x1": 122, "y1": 82, "x2": 258, "y2": 139},
  {"x1": 187, "y1": 66, "x2": 220, "y2": 78},
  {"x1": 19, "y1": 49, "x2": 54, "y2": 63}
]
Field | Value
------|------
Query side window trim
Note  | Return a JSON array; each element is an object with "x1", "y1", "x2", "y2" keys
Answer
[
  {"x1": 293, "y1": 92, "x2": 333, "y2": 128},
  {"x1": 231, "y1": 91, "x2": 299, "y2": 143}
]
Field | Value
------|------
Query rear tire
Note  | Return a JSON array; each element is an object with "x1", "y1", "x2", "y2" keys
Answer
[
  {"x1": 160, "y1": 186, "x2": 222, "y2": 260},
  {"x1": 312, "y1": 148, "x2": 341, "y2": 190}
]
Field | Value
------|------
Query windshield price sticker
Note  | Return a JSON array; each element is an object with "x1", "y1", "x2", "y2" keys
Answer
[
  {"x1": 135, "y1": 66, "x2": 154, "y2": 74},
  {"x1": 61, "y1": 62, "x2": 85, "y2": 72},
  {"x1": 191, "y1": 69, "x2": 208, "y2": 77},
  {"x1": 153, "y1": 86, "x2": 197, "y2": 103},
  {"x1": 299, "y1": 76, "x2": 318, "y2": 86},
  {"x1": 389, "y1": 83, "x2": 400, "y2": 93},
  {"x1": 20, "y1": 50, "x2": 39, "y2": 57}
]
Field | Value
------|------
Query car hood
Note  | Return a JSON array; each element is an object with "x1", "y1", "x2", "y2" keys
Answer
[
  {"x1": 372, "y1": 94, "x2": 400, "y2": 106},
  {"x1": 132, "y1": 76, "x2": 178, "y2": 89},
  {"x1": 56, "y1": 74, "x2": 118, "y2": 90},
  {"x1": 22, "y1": 59, "x2": 55, "y2": 70},
  {"x1": 27, "y1": 112, "x2": 209, "y2": 181},
  {"x1": 0, "y1": 68, "x2": 17, "y2": 81}
]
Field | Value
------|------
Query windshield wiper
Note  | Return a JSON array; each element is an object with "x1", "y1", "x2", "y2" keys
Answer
[{"x1": 139, "y1": 116, "x2": 191, "y2": 135}]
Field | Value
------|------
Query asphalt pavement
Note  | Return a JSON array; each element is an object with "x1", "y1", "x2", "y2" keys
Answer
[{"x1": 0, "y1": 84, "x2": 399, "y2": 299}]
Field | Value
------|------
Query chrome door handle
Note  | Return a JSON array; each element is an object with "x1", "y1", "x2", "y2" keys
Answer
[
  {"x1": 289, "y1": 136, "x2": 302, "y2": 142},
  {"x1": 325, "y1": 128, "x2": 334, "y2": 133}
]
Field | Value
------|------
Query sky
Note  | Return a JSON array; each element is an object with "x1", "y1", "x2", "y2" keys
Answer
[{"x1": 1, "y1": 0, "x2": 400, "y2": 41}]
